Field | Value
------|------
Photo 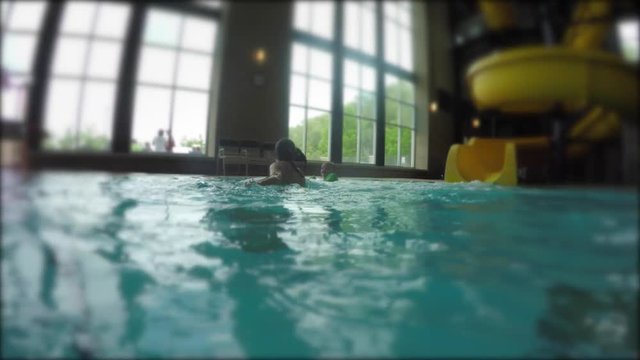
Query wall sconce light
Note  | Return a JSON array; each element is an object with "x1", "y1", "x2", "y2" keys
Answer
[
  {"x1": 471, "y1": 117, "x2": 481, "y2": 129},
  {"x1": 253, "y1": 47, "x2": 267, "y2": 65},
  {"x1": 429, "y1": 101, "x2": 438, "y2": 113}
]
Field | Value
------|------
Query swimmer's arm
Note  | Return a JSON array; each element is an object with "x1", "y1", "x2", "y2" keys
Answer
[
  {"x1": 256, "y1": 163, "x2": 283, "y2": 186},
  {"x1": 256, "y1": 176, "x2": 281, "y2": 186}
]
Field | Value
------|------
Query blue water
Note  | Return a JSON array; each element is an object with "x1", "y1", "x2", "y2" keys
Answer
[{"x1": 1, "y1": 171, "x2": 637, "y2": 358}]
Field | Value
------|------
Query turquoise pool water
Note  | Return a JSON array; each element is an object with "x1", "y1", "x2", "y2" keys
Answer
[{"x1": 2, "y1": 171, "x2": 637, "y2": 358}]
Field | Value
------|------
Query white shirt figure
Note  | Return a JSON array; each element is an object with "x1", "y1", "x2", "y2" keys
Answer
[{"x1": 152, "y1": 131, "x2": 167, "y2": 152}]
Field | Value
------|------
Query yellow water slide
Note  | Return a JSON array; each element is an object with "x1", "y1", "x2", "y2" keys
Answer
[{"x1": 444, "y1": 0, "x2": 638, "y2": 185}]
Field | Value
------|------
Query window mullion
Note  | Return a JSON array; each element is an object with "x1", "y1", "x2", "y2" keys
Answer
[
  {"x1": 1, "y1": 1, "x2": 14, "y2": 33},
  {"x1": 112, "y1": 2, "x2": 145, "y2": 153},
  {"x1": 26, "y1": 1, "x2": 64, "y2": 151},
  {"x1": 330, "y1": 0, "x2": 343, "y2": 163},
  {"x1": 168, "y1": 15, "x2": 185, "y2": 132},
  {"x1": 304, "y1": 45, "x2": 311, "y2": 154},
  {"x1": 374, "y1": 0, "x2": 385, "y2": 166}
]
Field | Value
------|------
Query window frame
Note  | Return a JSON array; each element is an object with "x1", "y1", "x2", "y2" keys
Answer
[
  {"x1": 43, "y1": 2, "x2": 131, "y2": 151},
  {"x1": 1, "y1": 0, "x2": 49, "y2": 123},
  {"x1": 130, "y1": 7, "x2": 219, "y2": 154},
  {"x1": 289, "y1": 0, "x2": 417, "y2": 167},
  {"x1": 14, "y1": 0, "x2": 222, "y2": 154}
]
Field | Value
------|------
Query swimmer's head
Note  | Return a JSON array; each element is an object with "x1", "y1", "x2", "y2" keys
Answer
[
  {"x1": 275, "y1": 138, "x2": 296, "y2": 161},
  {"x1": 321, "y1": 161, "x2": 336, "y2": 178}
]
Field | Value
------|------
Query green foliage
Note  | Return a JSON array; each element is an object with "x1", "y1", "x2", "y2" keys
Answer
[
  {"x1": 45, "y1": 128, "x2": 110, "y2": 151},
  {"x1": 289, "y1": 80, "x2": 415, "y2": 166},
  {"x1": 181, "y1": 135, "x2": 204, "y2": 149}
]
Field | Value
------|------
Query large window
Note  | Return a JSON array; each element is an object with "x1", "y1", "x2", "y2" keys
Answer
[
  {"x1": 43, "y1": 2, "x2": 131, "y2": 151},
  {"x1": 343, "y1": 60, "x2": 376, "y2": 164},
  {"x1": 131, "y1": 8, "x2": 217, "y2": 154},
  {"x1": 289, "y1": 0, "x2": 417, "y2": 167},
  {"x1": 1, "y1": 1, "x2": 48, "y2": 122},
  {"x1": 384, "y1": 75, "x2": 414, "y2": 167},
  {"x1": 289, "y1": 43, "x2": 333, "y2": 161}
]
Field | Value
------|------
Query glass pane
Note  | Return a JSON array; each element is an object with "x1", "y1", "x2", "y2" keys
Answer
[
  {"x1": 361, "y1": 65, "x2": 376, "y2": 92},
  {"x1": 131, "y1": 85, "x2": 172, "y2": 151},
  {"x1": 400, "y1": 127, "x2": 413, "y2": 167},
  {"x1": 385, "y1": 74, "x2": 400, "y2": 100},
  {"x1": 342, "y1": 115, "x2": 357, "y2": 163},
  {"x1": 309, "y1": 48, "x2": 332, "y2": 80},
  {"x1": 361, "y1": 7, "x2": 376, "y2": 55},
  {"x1": 307, "y1": 79, "x2": 331, "y2": 110},
  {"x1": 343, "y1": 87, "x2": 358, "y2": 116},
  {"x1": 289, "y1": 106, "x2": 305, "y2": 152},
  {"x1": 289, "y1": 75, "x2": 307, "y2": 106},
  {"x1": 305, "y1": 109, "x2": 330, "y2": 161},
  {"x1": 43, "y1": 79, "x2": 81, "y2": 150},
  {"x1": 52, "y1": 37, "x2": 89, "y2": 76},
  {"x1": 385, "y1": 125, "x2": 398, "y2": 166},
  {"x1": 400, "y1": 27, "x2": 413, "y2": 71},
  {"x1": 385, "y1": 21, "x2": 398, "y2": 65},
  {"x1": 176, "y1": 52, "x2": 212, "y2": 90},
  {"x1": 182, "y1": 16, "x2": 216, "y2": 53},
  {"x1": 359, "y1": 119, "x2": 375, "y2": 164},
  {"x1": 61, "y1": 2, "x2": 97, "y2": 35},
  {"x1": 1, "y1": 74, "x2": 29, "y2": 122},
  {"x1": 95, "y1": 3, "x2": 131, "y2": 39},
  {"x1": 294, "y1": 1, "x2": 311, "y2": 32},
  {"x1": 87, "y1": 41, "x2": 122, "y2": 79},
  {"x1": 343, "y1": 59, "x2": 359, "y2": 87},
  {"x1": 144, "y1": 9, "x2": 181, "y2": 46},
  {"x1": 78, "y1": 81, "x2": 115, "y2": 151},
  {"x1": 343, "y1": 2, "x2": 360, "y2": 50},
  {"x1": 400, "y1": 104, "x2": 414, "y2": 128},
  {"x1": 398, "y1": 3, "x2": 411, "y2": 26},
  {"x1": 310, "y1": 1, "x2": 334, "y2": 40},
  {"x1": 360, "y1": 91, "x2": 376, "y2": 119},
  {"x1": 617, "y1": 20, "x2": 639, "y2": 63},
  {"x1": 1, "y1": 33, "x2": 38, "y2": 73},
  {"x1": 385, "y1": 99, "x2": 399, "y2": 125},
  {"x1": 384, "y1": 2, "x2": 398, "y2": 21},
  {"x1": 172, "y1": 90, "x2": 208, "y2": 154},
  {"x1": 292, "y1": 43, "x2": 308, "y2": 74},
  {"x1": 7, "y1": 1, "x2": 47, "y2": 31},
  {"x1": 399, "y1": 79, "x2": 414, "y2": 103},
  {"x1": 137, "y1": 46, "x2": 177, "y2": 85}
]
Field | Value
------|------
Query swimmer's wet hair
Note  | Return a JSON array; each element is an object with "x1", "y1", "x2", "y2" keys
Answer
[
  {"x1": 275, "y1": 138, "x2": 305, "y2": 178},
  {"x1": 275, "y1": 138, "x2": 295, "y2": 161}
]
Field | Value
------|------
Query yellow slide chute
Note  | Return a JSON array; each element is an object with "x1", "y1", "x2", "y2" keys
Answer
[{"x1": 444, "y1": 0, "x2": 637, "y2": 186}]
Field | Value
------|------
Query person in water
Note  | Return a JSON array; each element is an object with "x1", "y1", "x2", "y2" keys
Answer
[
  {"x1": 256, "y1": 138, "x2": 306, "y2": 186},
  {"x1": 320, "y1": 161, "x2": 338, "y2": 181}
]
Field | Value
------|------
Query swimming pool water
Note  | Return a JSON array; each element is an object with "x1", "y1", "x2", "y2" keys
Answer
[{"x1": 2, "y1": 171, "x2": 637, "y2": 358}]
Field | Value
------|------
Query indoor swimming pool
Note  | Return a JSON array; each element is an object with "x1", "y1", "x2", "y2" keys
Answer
[{"x1": 1, "y1": 171, "x2": 637, "y2": 358}]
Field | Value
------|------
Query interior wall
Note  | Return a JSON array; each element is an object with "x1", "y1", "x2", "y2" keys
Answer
[
  {"x1": 423, "y1": 2, "x2": 456, "y2": 178},
  {"x1": 214, "y1": 1, "x2": 292, "y2": 147}
]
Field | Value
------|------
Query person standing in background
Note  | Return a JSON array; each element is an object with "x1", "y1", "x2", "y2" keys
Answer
[
  {"x1": 152, "y1": 129, "x2": 166, "y2": 152},
  {"x1": 166, "y1": 129, "x2": 175, "y2": 153}
]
